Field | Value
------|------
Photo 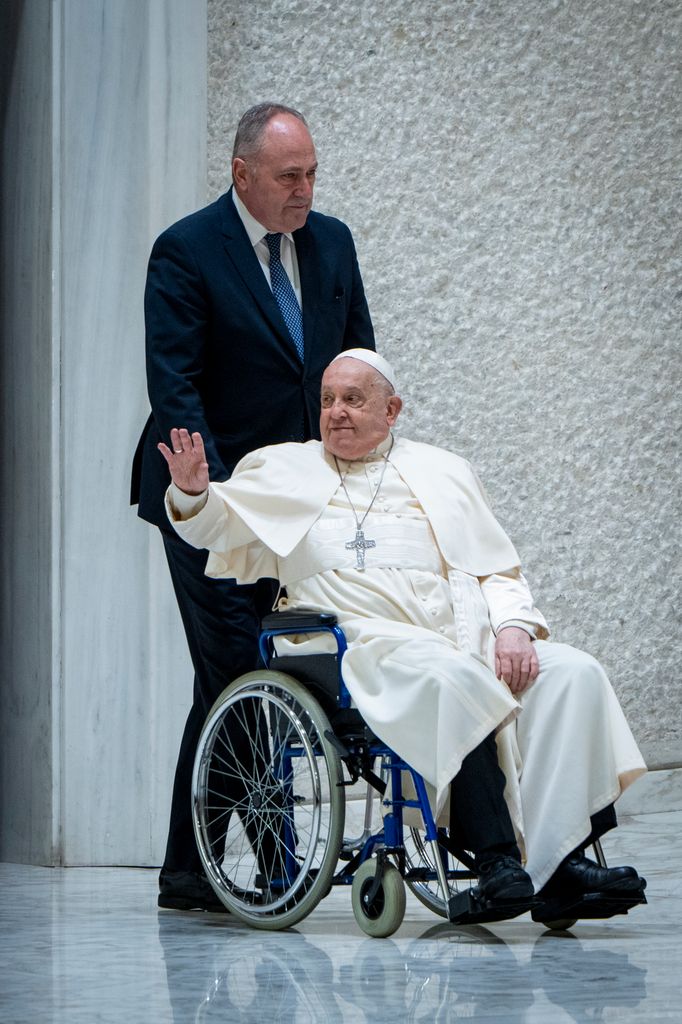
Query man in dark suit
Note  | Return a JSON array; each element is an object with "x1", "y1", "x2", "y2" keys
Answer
[{"x1": 131, "y1": 102, "x2": 375, "y2": 910}]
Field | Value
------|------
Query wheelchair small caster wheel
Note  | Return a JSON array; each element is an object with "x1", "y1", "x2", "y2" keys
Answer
[{"x1": 352, "y1": 858, "x2": 406, "y2": 938}]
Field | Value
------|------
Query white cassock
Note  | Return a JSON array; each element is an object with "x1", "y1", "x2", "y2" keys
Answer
[{"x1": 167, "y1": 435, "x2": 646, "y2": 889}]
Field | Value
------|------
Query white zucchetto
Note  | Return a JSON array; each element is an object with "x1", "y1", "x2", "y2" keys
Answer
[{"x1": 329, "y1": 348, "x2": 397, "y2": 390}]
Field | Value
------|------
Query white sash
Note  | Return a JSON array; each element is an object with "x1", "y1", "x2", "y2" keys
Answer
[{"x1": 279, "y1": 513, "x2": 446, "y2": 584}]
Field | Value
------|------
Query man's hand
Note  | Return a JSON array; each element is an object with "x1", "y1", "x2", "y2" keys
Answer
[
  {"x1": 495, "y1": 626, "x2": 539, "y2": 695},
  {"x1": 158, "y1": 428, "x2": 209, "y2": 496}
]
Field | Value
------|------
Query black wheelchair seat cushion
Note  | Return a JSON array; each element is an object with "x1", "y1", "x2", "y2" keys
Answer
[{"x1": 269, "y1": 654, "x2": 341, "y2": 715}]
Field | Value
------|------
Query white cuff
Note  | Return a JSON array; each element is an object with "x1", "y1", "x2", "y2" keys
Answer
[
  {"x1": 496, "y1": 620, "x2": 538, "y2": 640},
  {"x1": 168, "y1": 483, "x2": 209, "y2": 521}
]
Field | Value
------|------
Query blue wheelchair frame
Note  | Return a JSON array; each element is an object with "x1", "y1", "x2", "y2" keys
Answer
[
  {"x1": 258, "y1": 612, "x2": 465, "y2": 906},
  {"x1": 192, "y1": 609, "x2": 646, "y2": 932}
]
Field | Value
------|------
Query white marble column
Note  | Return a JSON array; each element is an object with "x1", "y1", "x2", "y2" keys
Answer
[
  {"x1": 0, "y1": 0, "x2": 56, "y2": 865},
  {"x1": 1, "y1": 0, "x2": 207, "y2": 865}
]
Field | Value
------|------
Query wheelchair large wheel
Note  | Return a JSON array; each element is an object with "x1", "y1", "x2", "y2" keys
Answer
[
  {"x1": 403, "y1": 826, "x2": 474, "y2": 918},
  {"x1": 192, "y1": 670, "x2": 345, "y2": 930}
]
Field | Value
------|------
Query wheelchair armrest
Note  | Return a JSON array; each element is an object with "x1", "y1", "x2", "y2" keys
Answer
[
  {"x1": 259, "y1": 608, "x2": 350, "y2": 709},
  {"x1": 261, "y1": 608, "x2": 338, "y2": 631}
]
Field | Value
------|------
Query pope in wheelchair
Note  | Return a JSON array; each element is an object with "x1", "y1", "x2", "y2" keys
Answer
[{"x1": 159, "y1": 348, "x2": 647, "y2": 935}]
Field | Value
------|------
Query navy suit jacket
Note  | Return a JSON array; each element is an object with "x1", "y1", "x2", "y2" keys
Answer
[{"x1": 131, "y1": 189, "x2": 375, "y2": 528}]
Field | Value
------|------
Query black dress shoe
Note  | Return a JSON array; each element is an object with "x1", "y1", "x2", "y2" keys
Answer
[
  {"x1": 541, "y1": 850, "x2": 643, "y2": 897},
  {"x1": 158, "y1": 870, "x2": 229, "y2": 912},
  {"x1": 448, "y1": 854, "x2": 536, "y2": 923},
  {"x1": 476, "y1": 855, "x2": 535, "y2": 902}
]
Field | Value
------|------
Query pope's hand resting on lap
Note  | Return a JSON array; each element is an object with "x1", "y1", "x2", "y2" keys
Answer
[{"x1": 495, "y1": 626, "x2": 540, "y2": 695}]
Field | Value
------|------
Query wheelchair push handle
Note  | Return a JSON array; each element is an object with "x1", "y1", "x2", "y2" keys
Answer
[{"x1": 261, "y1": 608, "x2": 338, "y2": 631}]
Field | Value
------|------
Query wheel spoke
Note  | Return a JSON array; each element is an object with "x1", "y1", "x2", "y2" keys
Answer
[{"x1": 192, "y1": 676, "x2": 344, "y2": 928}]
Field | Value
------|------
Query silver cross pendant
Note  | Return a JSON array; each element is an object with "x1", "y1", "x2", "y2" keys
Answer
[{"x1": 345, "y1": 528, "x2": 376, "y2": 571}]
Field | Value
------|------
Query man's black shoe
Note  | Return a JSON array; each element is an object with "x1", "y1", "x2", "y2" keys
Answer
[
  {"x1": 540, "y1": 851, "x2": 644, "y2": 898},
  {"x1": 158, "y1": 870, "x2": 229, "y2": 912}
]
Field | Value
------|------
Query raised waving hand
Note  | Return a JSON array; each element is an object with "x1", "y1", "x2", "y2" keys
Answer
[{"x1": 158, "y1": 428, "x2": 209, "y2": 495}]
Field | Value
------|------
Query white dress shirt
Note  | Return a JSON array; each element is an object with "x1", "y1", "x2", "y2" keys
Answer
[{"x1": 232, "y1": 190, "x2": 303, "y2": 307}]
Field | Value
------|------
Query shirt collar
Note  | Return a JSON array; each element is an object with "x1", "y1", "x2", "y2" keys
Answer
[
  {"x1": 232, "y1": 189, "x2": 295, "y2": 248},
  {"x1": 369, "y1": 433, "x2": 395, "y2": 459}
]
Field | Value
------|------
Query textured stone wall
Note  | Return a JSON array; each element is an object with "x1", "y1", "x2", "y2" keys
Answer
[{"x1": 207, "y1": 0, "x2": 680, "y2": 767}]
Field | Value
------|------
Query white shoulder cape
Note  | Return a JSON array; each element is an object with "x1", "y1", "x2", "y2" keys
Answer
[{"x1": 170, "y1": 438, "x2": 521, "y2": 583}]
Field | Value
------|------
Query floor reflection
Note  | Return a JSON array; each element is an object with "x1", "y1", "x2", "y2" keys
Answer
[
  {"x1": 529, "y1": 933, "x2": 647, "y2": 1023},
  {"x1": 157, "y1": 910, "x2": 649, "y2": 1023},
  {"x1": 158, "y1": 916, "x2": 339, "y2": 1022},
  {"x1": 0, "y1": 808, "x2": 676, "y2": 1024}
]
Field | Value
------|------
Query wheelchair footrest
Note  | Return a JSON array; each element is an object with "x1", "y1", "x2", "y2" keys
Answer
[
  {"x1": 448, "y1": 887, "x2": 540, "y2": 925},
  {"x1": 531, "y1": 884, "x2": 647, "y2": 924}
]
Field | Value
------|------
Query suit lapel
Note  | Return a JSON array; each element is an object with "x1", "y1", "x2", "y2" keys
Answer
[
  {"x1": 219, "y1": 191, "x2": 302, "y2": 367},
  {"x1": 293, "y1": 223, "x2": 321, "y2": 370}
]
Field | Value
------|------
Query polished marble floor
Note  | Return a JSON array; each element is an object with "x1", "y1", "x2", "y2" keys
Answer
[{"x1": 0, "y1": 810, "x2": 679, "y2": 1023}]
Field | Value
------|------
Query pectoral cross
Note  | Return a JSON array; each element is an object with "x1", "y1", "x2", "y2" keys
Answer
[{"x1": 346, "y1": 528, "x2": 376, "y2": 571}]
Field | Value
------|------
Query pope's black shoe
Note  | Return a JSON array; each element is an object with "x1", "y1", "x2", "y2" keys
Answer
[
  {"x1": 449, "y1": 854, "x2": 537, "y2": 924},
  {"x1": 158, "y1": 870, "x2": 229, "y2": 912},
  {"x1": 540, "y1": 850, "x2": 643, "y2": 898},
  {"x1": 476, "y1": 854, "x2": 536, "y2": 902},
  {"x1": 532, "y1": 850, "x2": 647, "y2": 925}
]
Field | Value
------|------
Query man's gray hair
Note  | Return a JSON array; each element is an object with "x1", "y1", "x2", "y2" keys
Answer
[{"x1": 232, "y1": 102, "x2": 308, "y2": 163}]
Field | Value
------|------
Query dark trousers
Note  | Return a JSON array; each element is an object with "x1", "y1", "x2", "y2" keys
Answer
[
  {"x1": 449, "y1": 732, "x2": 618, "y2": 868},
  {"x1": 449, "y1": 732, "x2": 521, "y2": 864},
  {"x1": 160, "y1": 529, "x2": 277, "y2": 874}
]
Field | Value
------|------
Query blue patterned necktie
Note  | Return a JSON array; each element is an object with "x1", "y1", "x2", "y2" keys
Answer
[{"x1": 265, "y1": 232, "x2": 305, "y2": 361}]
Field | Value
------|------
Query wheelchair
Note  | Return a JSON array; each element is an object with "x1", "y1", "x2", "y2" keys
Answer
[{"x1": 191, "y1": 610, "x2": 646, "y2": 937}]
